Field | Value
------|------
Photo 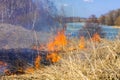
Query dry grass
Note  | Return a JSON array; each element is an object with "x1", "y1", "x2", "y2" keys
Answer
[{"x1": 1, "y1": 39, "x2": 120, "y2": 80}]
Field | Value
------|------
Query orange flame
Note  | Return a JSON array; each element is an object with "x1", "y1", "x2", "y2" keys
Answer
[
  {"x1": 47, "y1": 30, "x2": 67, "y2": 51},
  {"x1": 47, "y1": 41, "x2": 56, "y2": 51},
  {"x1": 79, "y1": 36, "x2": 85, "y2": 49},
  {"x1": 46, "y1": 53, "x2": 61, "y2": 63},
  {"x1": 54, "y1": 30, "x2": 67, "y2": 47},
  {"x1": 34, "y1": 55, "x2": 41, "y2": 69},
  {"x1": 92, "y1": 33, "x2": 101, "y2": 42},
  {"x1": 25, "y1": 67, "x2": 35, "y2": 73}
]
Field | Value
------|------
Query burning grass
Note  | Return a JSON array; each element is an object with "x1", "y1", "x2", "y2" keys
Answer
[
  {"x1": 0, "y1": 30, "x2": 119, "y2": 79},
  {"x1": 79, "y1": 36, "x2": 85, "y2": 49},
  {"x1": 1, "y1": 37, "x2": 120, "y2": 80},
  {"x1": 46, "y1": 52, "x2": 61, "y2": 63},
  {"x1": 34, "y1": 55, "x2": 41, "y2": 69},
  {"x1": 47, "y1": 30, "x2": 67, "y2": 51}
]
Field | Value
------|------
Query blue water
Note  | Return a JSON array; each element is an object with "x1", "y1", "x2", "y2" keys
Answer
[
  {"x1": 66, "y1": 23, "x2": 84, "y2": 37},
  {"x1": 101, "y1": 25, "x2": 120, "y2": 39},
  {"x1": 66, "y1": 23, "x2": 120, "y2": 39}
]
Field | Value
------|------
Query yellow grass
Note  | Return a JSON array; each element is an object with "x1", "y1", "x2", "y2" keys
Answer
[{"x1": 1, "y1": 39, "x2": 120, "y2": 80}]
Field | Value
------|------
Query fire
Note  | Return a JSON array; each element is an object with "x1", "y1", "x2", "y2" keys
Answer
[
  {"x1": 46, "y1": 53, "x2": 61, "y2": 63},
  {"x1": 32, "y1": 30, "x2": 66, "y2": 68},
  {"x1": 47, "y1": 41, "x2": 56, "y2": 51},
  {"x1": 32, "y1": 30, "x2": 67, "y2": 52},
  {"x1": 79, "y1": 36, "x2": 85, "y2": 49},
  {"x1": 46, "y1": 30, "x2": 65, "y2": 63},
  {"x1": 47, "y1": 30, "x2": 67, "y2": 51},
  {"x1": 34, "y1": 55, "x2": 41, "y2": 69},
  {"x1": 54, "y1": 30, "x2": 67, "y2": 48},
  {"x1": 92, "y1": 33, "x2": 101, "y2": 42},
  {"x1": 25, "y1": 67, "x2": 35, "y2": 73}
]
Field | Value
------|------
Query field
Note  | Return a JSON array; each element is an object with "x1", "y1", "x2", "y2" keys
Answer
[
  {"x1": 1, "y1": 38, "x2": 120, "y2": 80},
  {"x1": 0, "y1": 0, "x2": 120, "y2": 80}
]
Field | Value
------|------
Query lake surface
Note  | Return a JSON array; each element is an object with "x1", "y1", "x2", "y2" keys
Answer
[{"x1": 66, "y1": 23, "x2": 120, "y2": 39}]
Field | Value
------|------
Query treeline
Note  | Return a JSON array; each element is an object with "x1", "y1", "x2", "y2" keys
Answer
[
  {"x1": 0, "y1": 0, "x2": 59, "y2": 31},
  {"x1": 99, "y1": 9, "x2": 120, "y2": 26}
]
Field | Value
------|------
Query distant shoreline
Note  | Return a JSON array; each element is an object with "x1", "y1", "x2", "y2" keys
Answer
[{"x1": 112, "y1": 26, "x2": 120, "y2": 28}]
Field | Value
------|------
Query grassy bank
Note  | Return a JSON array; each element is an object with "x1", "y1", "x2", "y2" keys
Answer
[{"x1": 1, "y1": 39, "x2": 120, "y2": 80}]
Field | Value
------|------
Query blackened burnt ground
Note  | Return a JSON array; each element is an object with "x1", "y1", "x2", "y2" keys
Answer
[{"x1": 0, "y1": 48, "x2": 53, "y2": 75}]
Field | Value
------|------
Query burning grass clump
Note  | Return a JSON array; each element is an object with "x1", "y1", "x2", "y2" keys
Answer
[
  {"x1": 47, "y1": 30, "x2": 67, "y2": 51},
  {"x1": 1, "y1": 32, "x2": 120, "y2": 80}
]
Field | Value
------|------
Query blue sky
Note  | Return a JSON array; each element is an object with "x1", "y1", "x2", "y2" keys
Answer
[{"x1": 54, "y1": 0, "x2": 120, "y2": 18}]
